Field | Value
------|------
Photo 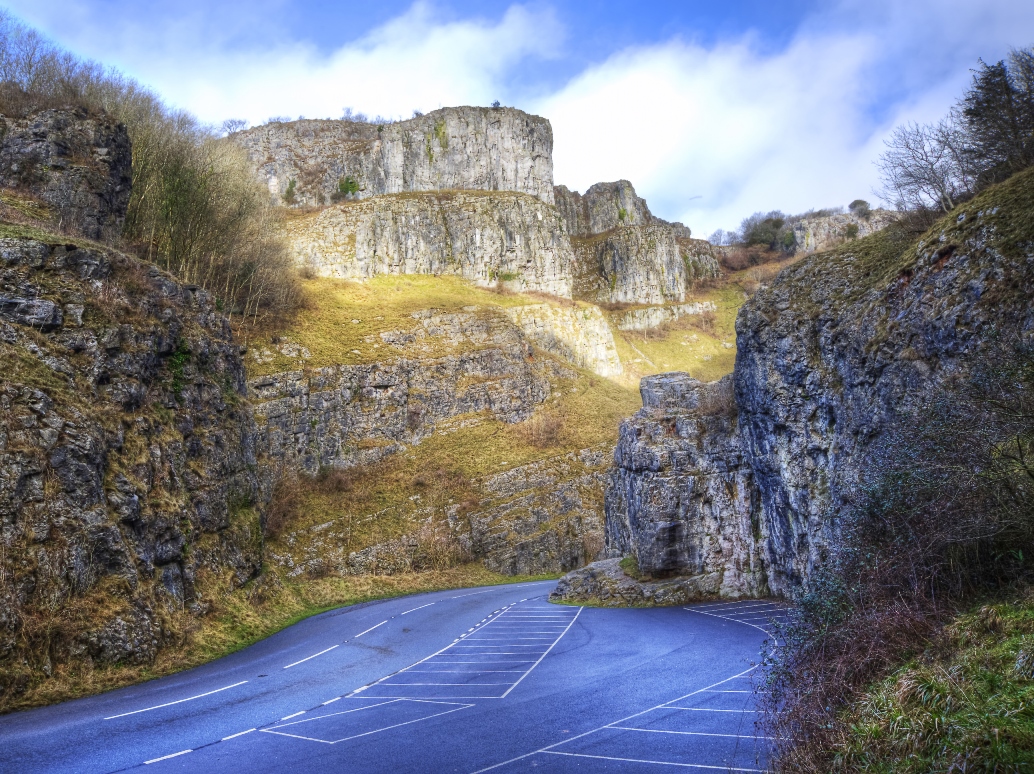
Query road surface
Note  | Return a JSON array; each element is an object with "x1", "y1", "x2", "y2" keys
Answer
[{"x1": 0, "y1": 580, "x2": 785, "y2": 773}]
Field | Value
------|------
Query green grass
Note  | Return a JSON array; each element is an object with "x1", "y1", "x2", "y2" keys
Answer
[
  {"x1": 610, "y1": 284, "x2": 743, "y2": 385},
  {"x1": 243, "y1": 274, "x2": 594, "y2": 377},
  {"x1": 831, "y1": 592, "x2": 1034, "y2": 771}
]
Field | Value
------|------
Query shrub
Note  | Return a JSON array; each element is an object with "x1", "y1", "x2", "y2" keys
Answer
[
  {"x1": 0, "y1": 12, "x2": 301, "y2": 325},
  {"x1": 845, "y1": 223, "x2": 859, "y2": 239},
  {"x1": 518, "y1": 411, "x2": 565, "y2": 448},
  {"x1": 330, "y1": 176, "x2": 360, "y2": 202},
  {"x1": 848, "y1": 199, "x2": 872, "y2": 219},
  {"x1": 765, "y1": 341, "x2": 1034, "y2": 771}
]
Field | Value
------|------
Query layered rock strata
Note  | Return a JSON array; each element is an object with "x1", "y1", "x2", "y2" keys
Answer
[
  {"x1": 557, "y1": 168, "x2": 1034, "y2": 602},
  {"x1": 614, "y1": 301, "x2": 717, "y2": 331},
  {"x1": 792, "y1": 208, "x2": 897, "y2": 254},
  {"x1": 247, "y1": 308, "x2": 571, "y2": 474},
  {"x1": 0, "y1": 236, "x2": 263, "y2": 696},
  {"x1": 284, "y1": 191, "x2": 573, "y2": 297},
  {"x1": 233, "y1": 107, "x2": 555, "y2": 207},
  {"x1": 0, "y1": 108, "x2": 131, "y2": 241},
  {"x1": 504, "y1": 304, "x2": 622, "y2": 377}
]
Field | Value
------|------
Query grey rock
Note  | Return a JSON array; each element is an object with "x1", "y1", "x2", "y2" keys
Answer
[
  {"x1": 0, "y1": 108, "x2": 131, "y2": 241},
  {"x1": 233, "y1": 107, "x2": 555, "y2": 206}
]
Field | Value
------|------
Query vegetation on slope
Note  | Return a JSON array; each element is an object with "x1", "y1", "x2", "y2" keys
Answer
[
  {"x1": 0, "y1": 12, "x2": 301, "y2": 323},
  {"x1": 764, "y1": 166, "x2": 1034, "y2": 771}
]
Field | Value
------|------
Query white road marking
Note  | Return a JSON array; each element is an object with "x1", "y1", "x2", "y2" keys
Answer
[
  {"x1": 144, "y1": 750, "x2": 192, "y2": 764},
  {"x1": 470, "y1": 667, "x2": 758, "y2": 772},
  {"x1": 542, "y1": 751, "x2": 763, "y2": 771},
  {"x1": 355, "y1": 620, "x2": 387, "y2": 638},
  {"x1": 609, "y1": 726, "x2": 776, "y2": 740},
  {"x1": 263, "y1": 700, "x2": 471, "y2": 745},
  {"x1": 283, "y1": 644, "x2": 339, "y2": 669},
  {"x1": 221, "y1": 728, "x2": 256, "y2": 741},
  {"x1": 322, "y1": 697, "x2": 341, "y2": 705},
  {"x1": 401, "y1": 602, "x2": 436, "y2": 615},
  {"x1": 281, "y1": 711, "x2": 306, "y2": 720},
  {"x1": 104, "y1": 681, "x2": 248, "y2": 719},
  {"x1": 450, "y1": 589, "x2": 497, "y2": 598},
  {"x1": 499, "y1": 607, "x2": 582, "y2": 699},
  {"x1": 670, "y1": 707, "x2": 758, "y2": 713}
]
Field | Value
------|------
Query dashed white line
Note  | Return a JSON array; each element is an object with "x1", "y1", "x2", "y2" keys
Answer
[
  {"x1": 144, "y1": 750, "x2": 192, "y2": 764},
  {"x1": 221, "y1": 728, "x2": 256, "y2": 741},
  {"x1": 401, "y1": 602, "x2": 436, "y2": 615},
  {"x1": 355, "y1": 620, "x2": 387, "y2": 638},
  {"x1": 322, "y1": 697, "x2": 342, "y2": 705},
  {"x1": 283, "y1": 644, "x2": 339, "y2": 669},
  {"x1": 104, "y1": 681, "x2": 249, "y2": 719},
  {"x1": 281, "y1": 711, "x2": 306, "y2": 720}
]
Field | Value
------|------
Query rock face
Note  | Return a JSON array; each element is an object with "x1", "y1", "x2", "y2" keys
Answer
[
  {"x1": 558, "y1": 180, "x2": 717, "y2": 305},
  {"x1": 614, "y1": 301, "x2": 716, "y2": 332},
  {"x1": 0, "y1": 236, "x2": 262, "y2": 698},
  {"x1": 232, "y1": 107, "x2": 555, "y2": 207},
  {"x1": 602, "y1": 374, "x2": 766, "y2": 597},
  {"x1": 284, "y1": 191, "x2": 573, "y2": 297},
  {"x1": 557, "y1": 168, "x2": 1034, "y2": 602},
  {"x1": 572, "y1": 226, "x2": 686, "y2": 305},
  {"x1": 248, "y1": 308, "x2": 559, "y2": 474},
  {"x1": 267, "y1": 446, "x2": 609, "y2": 578},
  {"x1": 792, "y1": 209, "x2": 897, "y2": 254},
  {"x1": 504, "y1": 303, "x2": 622, "y2": 377},
  {"x1": 0, "y1": 108, "x2": 131, "y2": 241}
]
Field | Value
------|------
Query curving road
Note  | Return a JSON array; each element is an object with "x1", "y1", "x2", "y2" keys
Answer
[{"x1": 0, "y1": 580, "x2": 785, "y2": 773}]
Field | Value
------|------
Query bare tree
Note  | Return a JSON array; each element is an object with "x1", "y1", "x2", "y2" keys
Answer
[{"x1": 876, "y1": 117, "x2": 974, "y2": 213}]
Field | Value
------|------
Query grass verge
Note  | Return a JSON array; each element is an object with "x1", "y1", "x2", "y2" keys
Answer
[{"x1": 4, "y1": 565, "x2": 559, "y2": 714}]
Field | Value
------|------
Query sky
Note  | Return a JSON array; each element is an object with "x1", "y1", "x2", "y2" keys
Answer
[{"x1": 6, "y1": 0, "x2": 1033, "y2": 235}]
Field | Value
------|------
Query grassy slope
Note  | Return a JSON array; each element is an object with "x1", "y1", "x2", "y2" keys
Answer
[
  {"x1": 832, "y1": 593, "x2": 1034, "y2": 771},
  {"x1": 13, "y1": 565, "x2": 557, "y2": 712}
]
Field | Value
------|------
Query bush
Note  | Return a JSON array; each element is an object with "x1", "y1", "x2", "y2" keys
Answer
[
  {"x1": 518, "y1": 411, "x2": 565, "y2": 448},
  {"x1": 848, "y1": 199, "x2": 872, "y2": 219},
  {"x1": 0, "y1": 12, "x2": 301, "y2": 325},
  {"x1": 765, "y1": 341, "x2": 1034, "y2": 771}
]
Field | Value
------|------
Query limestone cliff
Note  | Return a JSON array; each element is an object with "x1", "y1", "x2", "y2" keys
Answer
[
  {"x1": 0, "y1": 237, "x2": 262, "y2": 698},
  {"x1": 247, "y1": 308, "x2": 562, "y2": 474},
  {"x1": 556, "y1": 167, "x2": 1034, "y2": 602},
  {"x1": 557, "y1": 180, "x2": 717, "y2": 305},
  {"x1": 792, "y1": 208, "x2": 897, "y2": 254},
  {"x1": 283, "y1": 190, "x2": 573, "y2": 297},
  {"x1": 232, "y1": 107, "x2": 555, "y2": 207}
]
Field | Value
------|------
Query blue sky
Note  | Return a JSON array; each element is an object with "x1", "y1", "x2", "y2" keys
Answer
[{"x1": 6, "y1": 0, "x2": 1033, "y2": 234}]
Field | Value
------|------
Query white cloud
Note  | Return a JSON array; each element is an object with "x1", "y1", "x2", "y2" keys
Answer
[
  {"x1": 5, "y1": 1, "x2": 563, "y2": 124},
  {"x1": 7, "y1": 0, "x2": 1034, "y2": 234},
  {"x1": 534, "y1": 0, "x2": 1034, "y2": 235}
]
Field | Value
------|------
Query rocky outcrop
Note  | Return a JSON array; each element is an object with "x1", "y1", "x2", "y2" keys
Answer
[
  {"x1": 0, "y1": 235, "x2": 262, "y2": 699},
  {"x1": 792, "y1": 209, "x2": 897, "y2": 254},
  {"x1": 614, "y1": 301, "x2": 716, "y2": 332},
  {"x1": 247, "y1": 308, "x2": 568, "y2": 474},
  {"x1": 572, "y1": 225, "x2": 687, "y2": 304},
  {"x1": 0, "y1": 108, "x2": 131, "y2": 241},
  {"x1": 557, "y1": 168, "x2": 1034, "y2": 603},
  {"x1": 504, "y1": 303, "x2": 622, "y2": 377},
  {"x1": 557, "y1": 180, "x2": 716, "y2": 305},
  {"x1": 284, "y1": 191, "x2": 573, "y2": 297},
  {"x1": 601, "y1": 374, "x2": 766, "y2": 598},
  {"x1": 232, "y1": 107, "x2": 555, "y2": 207},
  {"x1": 549, "y1": 557, "x2": 726, "y2": 606}
]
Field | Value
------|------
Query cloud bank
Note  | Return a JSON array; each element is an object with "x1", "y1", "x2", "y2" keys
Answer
[{"x1": 7, "y1": 0, "x2": 1034, "y2": 234}]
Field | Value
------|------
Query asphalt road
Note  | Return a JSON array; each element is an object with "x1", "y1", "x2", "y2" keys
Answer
[{"x1": 0, "y1": 580, "x2": 785, "y2": 773}]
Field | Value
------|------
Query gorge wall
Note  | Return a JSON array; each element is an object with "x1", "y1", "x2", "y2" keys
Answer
[
  {"x1": 237, "y1": 110, "x2": 717, "y2": 312},
  {"x1": 556, "y1": 168, "x2": 1034, "y2": 602},
  {"x1": 284, "y1": 190, "x2": 573, "y2": 297},
  {"x1": 233, "y1": 107, "x2": 555, "y2": 206}
]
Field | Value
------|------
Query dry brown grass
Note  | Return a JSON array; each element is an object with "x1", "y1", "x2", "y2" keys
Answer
[{"x1": 518, "y1": 411, "x2": 566, "y2": 449}]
